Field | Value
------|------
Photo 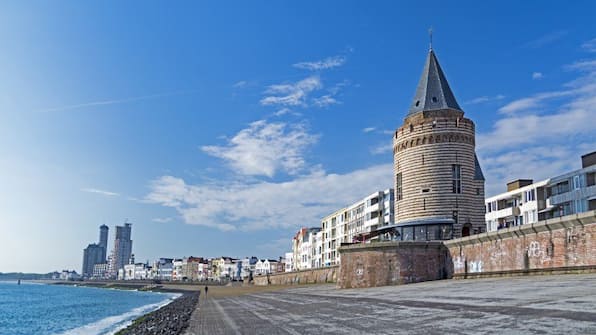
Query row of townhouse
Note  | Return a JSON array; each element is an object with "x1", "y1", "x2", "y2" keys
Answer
[
  {"x1": 115, "y1": 255, "x2": 286, "y2": 281},
  {"x1": 288, "y1": 189, "x2": 395, "y2": 270},
  {"x1": 485, "y1": 152, "x2": 596, "y2": 232}
]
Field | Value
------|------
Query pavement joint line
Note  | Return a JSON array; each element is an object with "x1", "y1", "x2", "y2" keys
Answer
[{"x1": 212, "y1": 298, "x2": 241, "y2": 335}]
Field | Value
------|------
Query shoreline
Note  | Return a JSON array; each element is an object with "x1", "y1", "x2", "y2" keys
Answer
[
  {"x1": 114, "y1": 291, "x2": 200, "y2": 335},
  {"x1": 28, "y1": 279, "x2": 201, "y2": 335}
]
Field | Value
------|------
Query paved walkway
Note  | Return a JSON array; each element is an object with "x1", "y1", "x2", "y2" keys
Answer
[{"x1": 184, "y1": 274, "x2": 596, "y2": 335}]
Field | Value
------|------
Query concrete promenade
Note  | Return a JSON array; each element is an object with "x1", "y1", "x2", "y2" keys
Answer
[{"x1": 184, "y1": 274, "x2": 596, "y2": 335}]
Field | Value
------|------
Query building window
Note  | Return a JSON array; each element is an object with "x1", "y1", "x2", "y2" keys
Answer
[
  {"x1": 573, "y1": 175, "x2": 580, "y2": 190},
  {"x1": 452, "y1": 165, "x2": 462, "y2": 194},
  {"x1": 396, "y1": 173, "x2": 403, "y2": 201},
  {"x1": 524, "y1": 189, "x2": 535, "y2": 202}
]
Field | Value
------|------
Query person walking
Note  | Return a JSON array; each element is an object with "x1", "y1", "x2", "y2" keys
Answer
[{"x1": 204, "y1": 285, "x2": 208, "y2": 297}]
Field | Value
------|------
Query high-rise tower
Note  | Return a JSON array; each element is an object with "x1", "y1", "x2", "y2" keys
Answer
[
  {"x1": 99, "y1": 224, "x2": 109, "y2": 262},
  {"x1": 392, "y1": 48, "x2": 485, "y2": 240},
  {"x1": 109, "y1": 223, "x2": 133, "y2": 277}
]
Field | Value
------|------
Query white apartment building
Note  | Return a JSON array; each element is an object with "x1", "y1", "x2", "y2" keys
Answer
[
  {"x1": 284, "y1": 252, "x2": 294, "y2": 272},
  {"x1": 486, "y1": 152, "x2": 596, "y2": 232},
  {"x1": 172, "y1": 259, "x2": 184, "y2": 281},
  {"x1": 321, "y1": 208, "x2": 345, "y2": 267},
  {"x1": 255, "y1": 259, "x2": 278, "y2": 275},
  {"x1": 322, "y1": 189, "x2": 395, "y2": 266},
  {"x1": 485, "y1": 179, "x2": 547, "y2": 232},
  {"x1": 292, "y1": 227, "x2": 321, "y2": 271}
]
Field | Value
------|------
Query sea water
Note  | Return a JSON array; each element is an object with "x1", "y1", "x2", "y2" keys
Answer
[{"x1": 0, "y1": 281, "x2": 179, "y2": 335}]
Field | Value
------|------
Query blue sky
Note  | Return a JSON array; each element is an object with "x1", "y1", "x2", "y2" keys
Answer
[{"x1": 0, "y1": 1, "x2": 594, "y2": 273}]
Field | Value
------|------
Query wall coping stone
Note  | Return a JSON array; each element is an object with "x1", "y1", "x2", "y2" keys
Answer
[
  {"x1": 265, "y1": 265, "x2": 339, "y2": 278},
  {"x1": 339, "y1": 241, "x2": 445, "y2": 253},
  {"x1": 444, "y1": 211, "x2": 596, "y2": 248}
]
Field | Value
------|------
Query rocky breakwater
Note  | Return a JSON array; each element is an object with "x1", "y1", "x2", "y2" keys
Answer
[{"x1": 117, "y1": 292, "x2": 200, "y2": 335}]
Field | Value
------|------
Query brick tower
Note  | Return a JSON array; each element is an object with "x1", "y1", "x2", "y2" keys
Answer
[{"x1": 393, "y1": 48, "x2": 485, "y2": 240}]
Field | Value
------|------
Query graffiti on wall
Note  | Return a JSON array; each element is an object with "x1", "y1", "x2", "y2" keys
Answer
[{"x1": 469, "y1": 260, "x2": 483, "y2": 273}]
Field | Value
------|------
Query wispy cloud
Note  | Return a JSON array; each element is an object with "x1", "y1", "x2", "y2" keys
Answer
[
  {"x1": 201, "y1": 120, "x2": 318, "y2": 178},
  {"x1": 145, "y1": 164, "x2": 393, "y2": 231},
  {"x1": 497, "y1": 90, "x2": 573, "y2": 114},
  {"x1": 293, "y1": 55, "x2": 346, "y2": 71},
  {"x1": 363, "y1": 127, "x2": 376, "y2": 133},
  {"x1": 152, "y1": 217, "x2": 173, "y2": 223},
  {"x1": 38, "y1": 90, "x2": 195, "y2": 113},
  {"x1": 81, "y1": 188, "x2": 119, "y2": 197},
  {"x1": 260, "y1": 76, "x2": 322, "y2": 107},
  {"x1": 478, "y1": 51, "x2": 596, "y2": 196},
  {"x1": 523, "y1": 30, "x2": 568, "y2": 49},
  {"x1": 233, "y1": 81, "x2": 248, "y2": 88},
  {"x1": 370, "y1": 141, "x2": 393, "y2": 155},
  {"x1": 532, "y1": 72, "x2": 544, "y2": 80},
  {"x1": 312, "y1": 95, "x2": 339, "y2": 107},
  {"x1": 582, "y1": 37, "x2": 596, "y2": 53},
  {"x1": 463, "y1": 94, "x2": 505, "y2": 105}
]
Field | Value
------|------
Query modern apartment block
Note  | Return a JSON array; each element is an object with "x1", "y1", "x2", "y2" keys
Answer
[
  {"x1": 486, "y1": 151, "x2": 596, "y2": 232},
  {"x1": 321, "y1": 189, "x2": 395, "y2": 266},
  {"x1": 109, "y1": 223, "x2": 133, "y2": 277},
  {"x1": 82, "y1": 243, "x2": 105, "y2": 277},
  {"x1": 81, "y1": 225, "x2": 109, "y2": 277},
  {"x1": 291, "y1": 227, "x2": 322, "y2": 271},
  {"x1": 98, "y1": 224, "x2": 108, "y2": 262}
]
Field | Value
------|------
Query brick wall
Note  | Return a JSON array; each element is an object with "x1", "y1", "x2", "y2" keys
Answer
[
  {"x1": 253, "y1": 266, "x2": 338, "y2": 286},
  {"x1": 337, "y1": 241, "x2": 450, "y2": 289},
  {"x1": 444, "y1": 211, "x2": 596, "y2": 278}
]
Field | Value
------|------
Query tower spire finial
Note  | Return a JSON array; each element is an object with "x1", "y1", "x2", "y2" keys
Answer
[{"x1": 428, "y1": 26, "x2": 433, "y2": 50}]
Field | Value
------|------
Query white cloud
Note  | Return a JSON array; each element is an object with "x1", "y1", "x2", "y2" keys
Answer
[
  {"x1": 532, "y1": 72, "x2": 544, "y2": 80},
  {"x1": 260, "y1": 76, "x2": 322, "y2": 106},
  {"x1": 478, "y1": 54, "x2": 596, "y2": 196},
  {"x1": 312, "y1": 95, "x2": 339, "y2": 107},
  {"x1": 152, "y1": 217, "x2": 173, "y2": 223},
  {"x1": 464, "y1": 94, "x2": 505, "y2": 105},
  {"x1": 233, "y1": 81, "x2": 248, "y2": 88},
  {"x1": 497, "y1": 90, "x2": 573, "y2": 114},
  {"x1": 201, "y1": 120, "x2": 318, "y2": 178},
  {"x1": 293, "y1": 55, "x2": 346, "y2": 71},
  {"x1": 145, "y1": 164, "x2": 393, "y2": 231},
  {"x1": 582, "y1": 37, "x2": 596, "y2": 53},
  {"x1": 274, "y1": 108, "x2": 292, "y2": 116},
  {"x1": 81, "y1": 188, "x2": 119, "y2": 197},
  {"x1": 363, "y1": 127, "x2": 376, "y2": 133},
  {"x1": 481, "y1": 143, "x2": 593, "y2": 197},
  {"x1": 523, "y1": 30, "x2": 568, "y2": 49},
  {"x1": 370, "y1": 141, "x2": 393, "y2": 155}
]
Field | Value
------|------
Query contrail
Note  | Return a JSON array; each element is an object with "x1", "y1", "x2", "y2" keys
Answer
[{"x1": 37, "y1": 90, "x2": 196, "y2": 113}]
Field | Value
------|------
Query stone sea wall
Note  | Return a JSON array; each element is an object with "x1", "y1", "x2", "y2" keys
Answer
[
  {"x1": 337, "y1": 241, "x2": 450, "y2": 289},
  {"x1": 444, "y1": 211, "x2": 596, "y2": 278},
  {"x1": 253, "y1": 266, "x2": 338, "y2": 286}
]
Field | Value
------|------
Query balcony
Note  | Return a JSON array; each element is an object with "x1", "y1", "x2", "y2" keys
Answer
[
  {"x1": 548, "y1": 185, "x2": 596, "y2": 205},
  {"x1": 492, "y1": 206, "x2": 521, "y2": 219}
]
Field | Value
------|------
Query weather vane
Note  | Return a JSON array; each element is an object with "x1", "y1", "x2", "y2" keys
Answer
[{"x1": 429, "y1": 26, "x2": 433, "y2": 50}]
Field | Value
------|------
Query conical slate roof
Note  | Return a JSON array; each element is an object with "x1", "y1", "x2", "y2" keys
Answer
[
  {"x1": 407, "y1": 49, "x2": 462, "y2": 116},
  {"x1": 474, "y1": 154, "x2": 485, "y2": 181}
]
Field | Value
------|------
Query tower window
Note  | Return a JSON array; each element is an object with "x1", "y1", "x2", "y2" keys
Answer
[
  {"x1": 452, "y1": 164, "x2": 462, "y2": 194},
  {"x1": 415, "y1": 100, "x2": 420, "y2": 107},
  {"x1": 432, "y1": 97, "x2": 438, "y2": 103},
  {"x1": 396, "y1": 173, "x2": 403, "y2": 201}
]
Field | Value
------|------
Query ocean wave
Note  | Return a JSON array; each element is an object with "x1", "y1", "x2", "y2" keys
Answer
[{"x1": 56, "y1": 293, "x2": 181, "y2": 335}]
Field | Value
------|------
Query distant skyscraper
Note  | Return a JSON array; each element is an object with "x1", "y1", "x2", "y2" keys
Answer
[
  {"x1": 99, "y1": 224, "x2": 109, "y2": 262},
  {"x1": 109, "y1": 223, "x2": 133, "y2": 277},
  {"x1": 82, "y1": 244, "x2": 104, "y2": 277}
]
